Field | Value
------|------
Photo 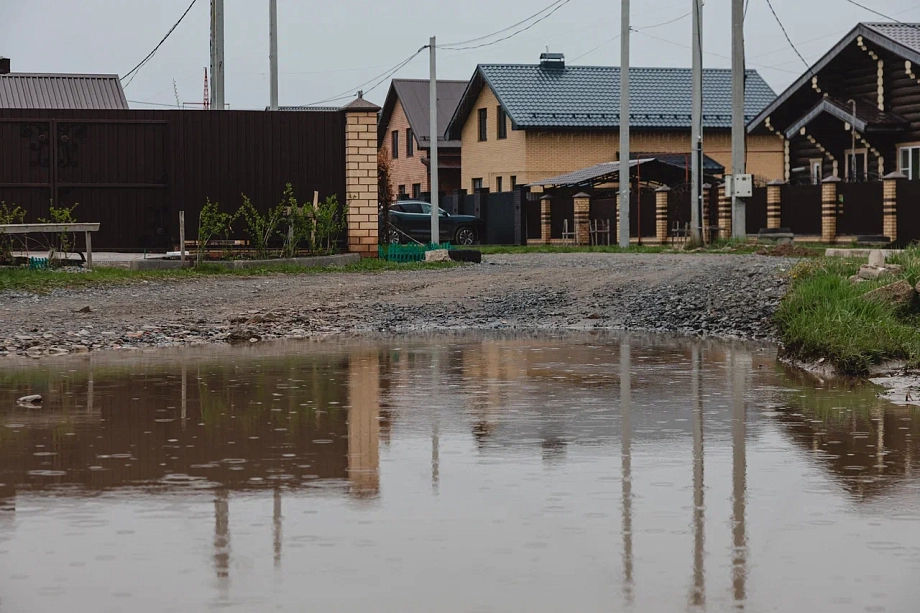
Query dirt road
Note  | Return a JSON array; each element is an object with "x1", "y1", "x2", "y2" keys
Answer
[{"x1": 1, "y1": 253, "x2": 795, "y2": 358}]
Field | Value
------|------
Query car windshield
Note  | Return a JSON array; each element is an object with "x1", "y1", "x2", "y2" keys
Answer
[{"x1": 418, "y1": 203, "x2": 448, "y2": 216}]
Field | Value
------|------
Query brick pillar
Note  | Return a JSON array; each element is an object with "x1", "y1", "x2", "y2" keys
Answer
[
  {"x1": 573, "y1": 192, "x2": 591, "y2": 246},
  {"x1": 767, "y1": 179, "x2": 784, "y2": 229},
  {"x1": 655, "y1": 186, "x2": 670, "y2": 244},
  {"x1": 342, "y1": 97, "x2": 381, "y2": 258},
  {"x1": 718, "y1": 184, "x2": 732, "y2": 240},
  {"x1": 882, "y1": 172, "x2": 906, "y2": 244},
  {"x1": 821, "y1": 175, "x2": 840, "y2": 243},
  {"x1": 702, "y1": 183, "x2": 712, "y2": 243},
  {"x1": 540, "y1": 194, "x2": 552, "y2": 245}
]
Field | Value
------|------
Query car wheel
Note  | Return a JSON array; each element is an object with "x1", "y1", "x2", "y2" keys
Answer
[
  {"x1": 454, "y1": 226, "x2": 477, "y2": 246},
  {"x1": 387, "y1": 227, "x2": 402, "y2": 244}
]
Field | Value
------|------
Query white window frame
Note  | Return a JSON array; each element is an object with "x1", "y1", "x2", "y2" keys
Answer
[
  {"x1": 899, "y1": 142, "x2": 920, "y2": 180},
  {"x1": 810, "y1": 158, "x2": 823, "y2": 185},
  {"x1": 844, "y1": 148, "x2": 868, "y2": 181}
]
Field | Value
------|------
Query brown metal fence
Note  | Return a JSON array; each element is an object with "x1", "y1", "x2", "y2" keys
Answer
[
  {"x1": 746, "y1": 187, "x2": 768, "y2": 235},
  {"x1": 0, "y1": 109, "x2": 345, "y2": 250},
  {"x1": 837, "y1": 182, "x2": 883, "y2": 237},
  {"x1": 780, "y1": 184, "x2": 822, "y2": 236},
  {"x1": 897, "y1": 180, "x2": 920, "y2": 245}
]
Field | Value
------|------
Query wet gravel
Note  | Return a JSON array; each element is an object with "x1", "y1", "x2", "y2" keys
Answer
[{"x1": 1, "y1": 253, "x2": 795, "y2": 358}]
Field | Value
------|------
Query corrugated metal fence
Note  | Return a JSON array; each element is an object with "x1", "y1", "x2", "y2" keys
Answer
[{"x1": 0, "y1": 109, "x2": 345, "y2": 250}]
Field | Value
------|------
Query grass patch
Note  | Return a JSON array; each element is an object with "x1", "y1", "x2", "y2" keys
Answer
[
  {"x1": 477, "y1": 239, "x2": 759, "y2": 255},
  {"x1": 0, "y1": 258, "x2": 458, "y2": 294},
  {"x1": 775, "y1": 252, "x2": 920, "y2": 376}
]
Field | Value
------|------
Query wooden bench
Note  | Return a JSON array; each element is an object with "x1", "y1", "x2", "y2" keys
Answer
[{"x1": 0, "y1": 223, "x2": 101, "y2": 270}]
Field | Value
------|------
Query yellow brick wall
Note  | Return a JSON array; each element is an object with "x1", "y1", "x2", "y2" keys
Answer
[
  {"x1": 381, "y1": 99, "x2": 429, "y2": 195},
  {"x1": 460, "y1": 84, "x2": 527, "y2": 192},
  {"x1": 459, "y1": 89, "x2": 786, "y2": 187},
  {"x1": 345, "y1": 111, "x2": 380, "y2": 258}
]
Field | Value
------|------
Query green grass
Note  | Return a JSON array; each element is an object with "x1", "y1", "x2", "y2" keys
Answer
[
  {"x1": 477, "y1": 239, "x2": 758, "y2": 255},
  {"x1": 0, "y1": 258, "x2": 458, "y2": 294},
  {"x1": 775, "y1": 251, "x2": 920, "y2": 376}
]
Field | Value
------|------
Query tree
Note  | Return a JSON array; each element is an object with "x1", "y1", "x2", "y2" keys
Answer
[{"x1": 378, "y1": 148, "x2": 395, "y2": 245}]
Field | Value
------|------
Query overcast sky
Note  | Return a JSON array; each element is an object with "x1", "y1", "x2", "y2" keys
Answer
[{"x1": 3, "y1": 0, "x2": 918, "y2": 110}]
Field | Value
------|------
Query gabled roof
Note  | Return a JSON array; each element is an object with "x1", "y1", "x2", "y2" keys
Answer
[
  {"x1": 784, "y1": 96, "x2": 909, "y2": 139},
  {"x1": 378, "y1": 79, "x2": 467, "y2": 149},
  {"x1": 447, "y1": 64, "x2": 776, "y2": 138},
  {"x1": 748, "y1": 22, "x2": 920, "y2": 132},
  {"x1": 527, "y1": 155, "x2": 725, "y2": 189},
  {"x1": 0, "y1": 73, "x2": 128, "y2": 109}
]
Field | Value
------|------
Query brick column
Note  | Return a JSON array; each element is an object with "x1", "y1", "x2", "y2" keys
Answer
[
  {"x1": 767, "y1": 179, "x2": 784, "y2": 229},
  {"x1": 655, "y1": 186, "x2": 670, "y2": 244},
  {"x1": 573, "y1": 192, "x2": 591, "y2": 246},
  {"x1": 882, "y1": 172, "x2": 906, "y2": 244},
  {"x1": 540, "y1": 194, "x2": 552, "y2": 245},
  {"x1": 717, "y1": 184, "x2": 732, "y2": 240},
  {"x1": 342, "y1": 97, "x2": 381, "y2": 258},
  {"x1": 701, "y1": 183, "x2": 712, "y2": 243},
  {"x1": 821, "y1": 175, "x2": 840, "y2": 243}
]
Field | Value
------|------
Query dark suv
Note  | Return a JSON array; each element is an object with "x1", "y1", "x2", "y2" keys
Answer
[{"x1": 385, "y1": 201, "x2": 485, "y2": 245}]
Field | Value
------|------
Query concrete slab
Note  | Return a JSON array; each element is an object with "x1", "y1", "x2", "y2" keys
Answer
[
  {"x1": 129, "y1": 253, "x2": 360, "y2": 271},
  {"x1": 825, "y1": 248, "x2": 903, "y2": 259}
]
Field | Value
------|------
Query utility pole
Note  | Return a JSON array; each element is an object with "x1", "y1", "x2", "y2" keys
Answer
[
  {"x1": 691, "y1": 0, "x2": 703, "y2": 243},
  {"x1": 619, "y1": 0, "x2": 631, "y2": 249},
  {"x1": 210, "y1": 0, "x2": 225, "y2": 110},
  {"x1": 731, "y1": 0, "x2": 746, "y2": 239},
  {"x1": 429, "y1": 37, "x2": 440, "y2": 246},
  {"x1": 269, "y1": 0, "x2": 279, "y2": 110}
]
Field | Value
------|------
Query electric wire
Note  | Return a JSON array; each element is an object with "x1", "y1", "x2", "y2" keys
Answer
[
  {"x1": 439, "y1": 0, "x2": 574, "y2": 51},
  {"x1": 843, "y1": 0, "x2": 920, "y2": 26},
  {"x1": 121, "y1": 0, "x2": 199, "y2": 87},
  {"x1": 440, "y1": 0, "x2": 568, "y2": 47}
]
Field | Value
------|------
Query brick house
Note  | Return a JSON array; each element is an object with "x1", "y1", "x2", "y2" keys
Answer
[
  {"x1": 377, "y1": 79, "x2": 467, "y2": 198},
  {"x1": 747, "y1": 22, "x2": 920, "y2": 184},
  {"x1": 445, "y1": 53, "x2": 782, "y2": 192}
]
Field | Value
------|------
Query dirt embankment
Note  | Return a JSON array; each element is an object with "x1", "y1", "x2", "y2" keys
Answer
[{"x1": 1, "y1": 253, "x2": 796, "y2": 358}]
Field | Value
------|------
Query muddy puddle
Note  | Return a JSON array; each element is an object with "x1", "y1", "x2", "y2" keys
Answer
[{"x1": 1, "y1": 333, "x2": 918, "y2": 612}]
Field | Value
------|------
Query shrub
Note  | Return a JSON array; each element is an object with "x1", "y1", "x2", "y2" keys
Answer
[
  {"x1": 197, "y1": 199, "x2": 236, "y2": 265},
  {"x1": 238, "y1": 193, "x2": 285, "y2": 260},
  {"x1": 39, "y1": 203, "x2": 79, "y2": 261},
  {"x1": 280, "y1": 184, "x2": 313, "y2": 258},
  {"x1": 0, "y1": 202, "x2": 26, "y2": 264},
  {"x1": 314, "y1": 195, "x2": 346, "y2": 254}
]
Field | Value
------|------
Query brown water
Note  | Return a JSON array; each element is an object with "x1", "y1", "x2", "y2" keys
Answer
[{"x1": 1, "y1": 334, "x2": 918, "y2": 612}]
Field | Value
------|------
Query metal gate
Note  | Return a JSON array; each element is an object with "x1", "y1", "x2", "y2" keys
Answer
[{"x1": 0, "y1": 118, "x2": 169, "y2": 249}]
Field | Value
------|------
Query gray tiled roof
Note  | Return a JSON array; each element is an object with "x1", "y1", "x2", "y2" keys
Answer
[
  {"x1": 864, "y1": 22, "x2": 920, "y2": 54},
  {"x1": 474, "y1": 65, "x2": 775, "y2": 130},
  {"x1": 0, "y1": 73, "x2": 128, "y2": 109}
]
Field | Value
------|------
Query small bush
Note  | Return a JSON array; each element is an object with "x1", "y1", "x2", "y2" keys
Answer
[
  {"x1": 197, "y1": 199, "x2": 236, "y2": 265},
  {"x1": 39, "y1": 203, "x2": 79, "y2": 260},
  {"x1": 279, "y1": 184, "x2": 313, "y2": 258},
  {"x1": 238, "y1": 193, "x2": 285, "y2": 259},
  {"x1": 0, "y1": 202, "x2": 26, "y2": 264},
  {"x1": 314, "y1": 195, "x2": 346, "y2": 254}
]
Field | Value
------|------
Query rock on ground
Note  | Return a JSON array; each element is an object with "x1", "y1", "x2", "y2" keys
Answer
[{"x1": 1, "y1": 253, "x2": 796, "y2": 358}]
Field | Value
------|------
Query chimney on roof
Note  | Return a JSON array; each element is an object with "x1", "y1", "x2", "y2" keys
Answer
[
  {"x1": 0, "y1": 57, "x2": 9, "y2": 75},
  {"x1": 539, "y1": 52, "x2": 565, "y2": 70}
]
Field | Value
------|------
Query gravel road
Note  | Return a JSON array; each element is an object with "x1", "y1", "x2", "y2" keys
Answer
[{"x1": 1, "y1": 253, "x2": 795, "y2": 358}]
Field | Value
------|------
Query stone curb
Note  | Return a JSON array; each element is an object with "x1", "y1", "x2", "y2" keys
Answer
[{"x1": 129, "y1": 253, "x2": 360, "y2": 271}]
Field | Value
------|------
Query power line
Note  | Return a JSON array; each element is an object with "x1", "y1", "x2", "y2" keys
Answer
[
  {"x1": 843, "y1": 0, "x2": 920, "y2": 26},
  {"x1": 571, "y1": 11, "x2": 691, "y2": 63},
  {"x1": 762, "y1": 0, "x2": 813, "y2": 76},
  {"x1": 121, "y1": 0, "x2": 200, "y2": 87},
  {"x1": 304, "y1": 47, "x2": 427, "y2": 106},
  {"x1": 440, "y1": 0, "x2": 574, "y2": 51},
  {"x1": 441, "y1": 0, "x2": 568, "y2": 47},
  {"x1": 633, "y1": 30, "x2": 803, "y2": 75}
]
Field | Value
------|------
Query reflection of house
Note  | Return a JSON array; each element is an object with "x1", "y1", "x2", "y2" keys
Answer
[
  {"x1": 445, "y1": 53, "x2": 781, "y2": 192},
  {"x1": 378, "y1": 79, "x2": 467, "y2": 198},
  {"x1": 748, "y1": 23, "x2": 920, "y2": 183}
]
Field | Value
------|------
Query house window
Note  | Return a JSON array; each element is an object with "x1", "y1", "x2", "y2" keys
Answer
[
  {"x1": 406, "y1": 128, "x2": 414, "y2": 157},
  {"x1": 845, "y1": 148, "x2": 868, "y2": 182},
  {"x1": 810, "y1": 159, "x2": 823, "y2": 185},
  {"x1": 495, "y1": 176, "x2": 503, "y2": 193},
  {"x1": 392, "y1": 131, "x2": 399, "y2": 159},
  {"x1": 478, "y1": 108, "x2": 488, "y2": 142},
  {"x1": 412, "y1": 183, "x2": 421, "y2": 199},
  {"x1": 497, "y1": 107, "x2": 507, "y2": 139},
  {"x1": 510, "y1": 176, "x2": 517, "y2": 191},
  {"x1": 472, "y1": 178, "x2": 483, "y2": 191},
  {"x1": 900, "y1": 144, "x2": 920, "y2": 180},
  {"x1": 397, "y1": 185, "x2": 406, "y2": 198}
]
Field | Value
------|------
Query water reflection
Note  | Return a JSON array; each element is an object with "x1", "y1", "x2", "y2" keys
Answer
[{"x1": 1, "y1": 334, "x2": 919, "y2": 612}]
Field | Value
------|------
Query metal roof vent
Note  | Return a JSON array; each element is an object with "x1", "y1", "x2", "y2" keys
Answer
[
  {"x1": 539, "y1": 52, "x2": 565, "y2": 70},
  {"x1": 0, "y1": 58, "x2": 9, "y2": 75}
]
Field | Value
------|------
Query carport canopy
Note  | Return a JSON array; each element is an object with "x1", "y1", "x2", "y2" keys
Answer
[{"x1": 527, "y1": 155, "x2": 724, "y2": 190}]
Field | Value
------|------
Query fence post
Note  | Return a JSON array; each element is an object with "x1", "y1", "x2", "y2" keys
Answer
[
  {"x1": 342, "y1": 97, "x2": 382, "y2": 258},
  {"x1": 883, "y1": 171, "x2": 906, "y2": 244},
  {"x1": 718, "y1": 184, "x2": 732, "y2": 241},
  {"x1": 821, "y1": 175, "x2": 840, "y2": 244},
  {"x1": 701, "y1": 183, "x2": 711, "y2": 243},
  {"x1": 473, "y1": 188, "x2": 489, "y2": 220},
  {"x1": 767, "y1": 179, "x2": 784, "y2": 229},
  {"x1": 573, "y1": 192, "x2": 591, "y2": 246},
  {"x1": 655, "y1": 186, "x2": 670, "y2": 244},
  {"x1": 540, "y1": 194, "x2": 553, "y2": 245},
  {"x1": 513, "y1": 187, "x2": 524, "y2": 246}
]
